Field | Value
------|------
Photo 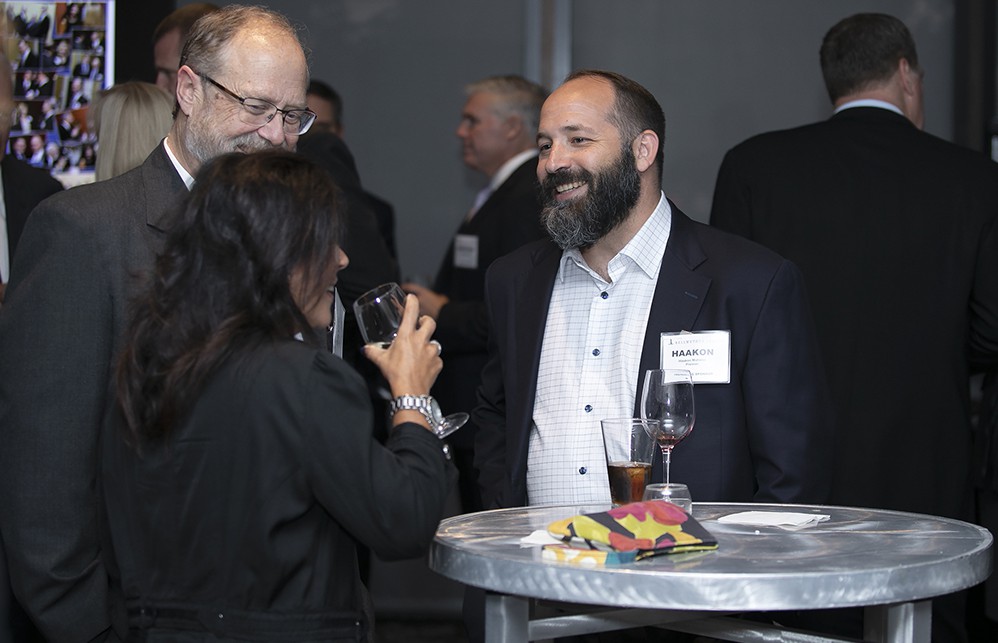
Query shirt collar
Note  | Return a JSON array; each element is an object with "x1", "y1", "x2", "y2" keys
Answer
[
  {"x1": 489, "y1": 149, "x2": 538, "y2": 191},
  {"x1": 163, "y1": 136, "x2": 195, "y2": 190},
  {"x1": 558, "y1": 191, "x2": 672, "y2": 283},
  {"x1": 833, "y1": 99, "x2": 904, "y2": 117}
]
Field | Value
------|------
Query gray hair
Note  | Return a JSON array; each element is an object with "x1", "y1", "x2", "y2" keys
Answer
[
  {"x1": 179, "y1": 5, "x2": 308, "y2": 80},
  {"x1": 466, "y1": 75, "x2": 547, "y2": 135}
]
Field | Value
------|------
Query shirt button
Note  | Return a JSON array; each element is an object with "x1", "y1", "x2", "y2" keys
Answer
[
  {"x1": 600, "y1": 291, "x2": 609, "y2": 299},
  {"x1": 579, "y1": 467, "x2": 587, "y2": 475},
  {"x1": 592, "y1": 348, "x2": 600, "y2": 356},
  {"x1": 584, "y1": 404, "x2": 593, "y2": 413}
]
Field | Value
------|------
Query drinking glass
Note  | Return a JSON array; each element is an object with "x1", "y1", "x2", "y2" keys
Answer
[
  {"x1": 352, "y1": 282, "x2": 468, "y2": 438},
  {"x1": 601, "y1": 418, "x2": 658, "y2": 506},
  {"x1": 353, "y1": 282, "x2": 406, "y2": 347},
  {"x1": 640, "y1": 369, "x2": 695, "y2": 485}
]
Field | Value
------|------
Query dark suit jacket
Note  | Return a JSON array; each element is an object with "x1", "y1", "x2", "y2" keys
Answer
[
  {"x1": 0, "y1": 143, "x2": 185, "y2": 641},
  {"x1": 2, "y1": 154, "x2": 63, "y2": 263},
  {"x1": 295, "y1": 131, "x2": 400, "y2": 439},
  {"x1": 431, "y1": 158, "x2": 544, "y2": 450},
  {"x1": 473, "y1": 204, "x2": 833, "y2": 510},
  {"x1": 101, "y1": 340, "x2": 451, "y2": 639},
  {"x1": 710, "y1": 107, "x2": 998, "y2": 521}
]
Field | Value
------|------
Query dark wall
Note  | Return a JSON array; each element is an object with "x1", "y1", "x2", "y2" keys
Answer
[{"x1": 114, "y1": 0, "x2": 174, "y2": 84}]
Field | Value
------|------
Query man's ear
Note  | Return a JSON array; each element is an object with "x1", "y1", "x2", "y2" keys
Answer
[
  {"x1": 504, "y1": 113, "x2": 524, "y2": 141},
  {"x1": 175, "y1": 65, "x2": 200, "y2": 117},
  {"x1": 632, "y1": 129, "x2": 659, "y2": 173},
  {"x1": 898, "y1": 58, "x2": 920, "y2": 97}
]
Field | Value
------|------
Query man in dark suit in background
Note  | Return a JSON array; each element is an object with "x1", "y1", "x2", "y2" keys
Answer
[
  {"x1": 710, "y1": 14, "x2": 998, "y2": 642},
  {"x1": 307, "y1": 79, "x2": 398, "y2": 259},
  {"x1": 474, "y1": 69, "x2": 832, "y2": 511},
  {"x1": 404, "y1": 75, "x2": 547, "y2": 513},
  {"x1": 0, "y1": 7, "x2": 314, "y2": 641},
  {"x1": 0, "y1": 51, "x2": 62, "y2": 643}
]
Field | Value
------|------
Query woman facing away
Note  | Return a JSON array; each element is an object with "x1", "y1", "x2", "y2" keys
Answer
[{"x1": 102, "y1": 151, "x2": 454, "y2": 642}]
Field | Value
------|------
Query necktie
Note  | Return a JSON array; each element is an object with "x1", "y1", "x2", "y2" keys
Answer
[{"x1": 465, "y1": 186, "x2": 492, "y2": 222}]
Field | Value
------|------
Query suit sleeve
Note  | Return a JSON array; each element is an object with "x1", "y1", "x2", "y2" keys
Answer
[
  {"x1": 709, "y1": 148, "x2": 754, "y2": 237},
  {"x1": 302, "y1": 355, "x2": 454, "y2": 560},
  {"x1": 741, "y1": 260, "x2": 834, "y2": 504},
  {"x1": 0, "y1": 200, "x2": 116, "y2": 642},
  {"x1": 970, "y1": 214, "x2": 998, "y2": 367}
]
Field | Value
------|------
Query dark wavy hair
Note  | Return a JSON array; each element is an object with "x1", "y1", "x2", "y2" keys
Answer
[{"x1": 117, "y1": 151, "x2": 343, "y2": 443}]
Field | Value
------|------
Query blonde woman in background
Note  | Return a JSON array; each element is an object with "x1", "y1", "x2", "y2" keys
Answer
[{"x1": 90, "y1": 82, "x2": 173, "y2": 181}]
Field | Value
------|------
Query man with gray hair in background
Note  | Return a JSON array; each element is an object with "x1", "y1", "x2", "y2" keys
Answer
[
  {"x1": 0, "y1": 6, "x2": 316, "y2": 640},
  {"x1": 404, "y1": 75, "x2": 547, "y2": 514}
]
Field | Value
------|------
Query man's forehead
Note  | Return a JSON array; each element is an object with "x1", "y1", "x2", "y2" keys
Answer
[{"x1": 540, "y1": 79, "x2": 614, "y2": 131}]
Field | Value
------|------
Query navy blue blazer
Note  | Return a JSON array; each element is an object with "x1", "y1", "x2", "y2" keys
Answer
[{"x1": 473, "y1": 204, "x2": 833, "y2": 510}]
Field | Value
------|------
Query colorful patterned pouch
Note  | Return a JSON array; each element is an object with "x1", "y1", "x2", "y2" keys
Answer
[{"x1": 543, "y1": 500, "x2": 718, "y2": 566}]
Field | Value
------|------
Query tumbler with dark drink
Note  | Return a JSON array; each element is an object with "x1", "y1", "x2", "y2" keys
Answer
[
  {"x1": 608, "y1": 461, "x2": 652, "y2": 505},
  {"x1": 601, "y1": 418, "x2": 658, "y2": 506}
]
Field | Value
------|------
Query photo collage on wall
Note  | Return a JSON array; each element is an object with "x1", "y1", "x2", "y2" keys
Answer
[{"x1": 4, "y1": 1, "x2": 114, "y2": 186}]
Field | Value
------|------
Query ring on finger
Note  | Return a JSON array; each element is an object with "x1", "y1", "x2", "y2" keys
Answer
[{"x1": 429, "y1": 340, "x2": 442, "y2": 356}]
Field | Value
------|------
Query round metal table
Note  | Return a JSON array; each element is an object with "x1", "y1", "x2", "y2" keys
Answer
[{"x1": 429, "y1": 503, "x2": 992, "y2": 642}]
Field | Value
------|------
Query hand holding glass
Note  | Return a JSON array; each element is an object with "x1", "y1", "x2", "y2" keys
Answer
[
  {"x1": 640, "y1": 369, "x2": 695, "y2": 485},
  {"x1": 352, "y1": 282, "x2": 468, "y2": 438}
]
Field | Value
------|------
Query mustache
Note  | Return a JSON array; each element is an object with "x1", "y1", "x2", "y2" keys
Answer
[{"x1": 540, "y1": 168, "x2": 593, "y2": 201}]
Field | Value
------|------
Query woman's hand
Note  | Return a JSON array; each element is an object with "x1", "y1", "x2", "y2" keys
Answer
[{"x1": 363, "y1": 294, "x2": 443, "y2": 428}]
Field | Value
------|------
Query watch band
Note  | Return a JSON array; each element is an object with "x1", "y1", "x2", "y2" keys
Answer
[{"x1": 390, "y1": 395, "x2": 436, "y2": 427}]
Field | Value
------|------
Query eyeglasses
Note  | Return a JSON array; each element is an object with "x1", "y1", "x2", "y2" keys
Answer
[{"x1": 196, "y1": 72, "x2": 316, "y2": 136}]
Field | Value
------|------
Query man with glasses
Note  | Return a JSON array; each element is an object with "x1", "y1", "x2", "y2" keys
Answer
[{"x1": 0, "y1": 6, "x2": 313, "y2": 641}]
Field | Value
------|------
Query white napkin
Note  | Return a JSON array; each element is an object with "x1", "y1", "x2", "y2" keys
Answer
[
  {"x1": 519, "y1": 529, "x2": 563, "y2": 547},
  {"x1": 717, "y1": 511, "x2": 830, "y2": 531}
]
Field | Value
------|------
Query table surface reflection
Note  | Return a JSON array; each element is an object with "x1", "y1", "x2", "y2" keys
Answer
[{"x1": 430, "y1": 503, "x2": 992, "y2": 611}]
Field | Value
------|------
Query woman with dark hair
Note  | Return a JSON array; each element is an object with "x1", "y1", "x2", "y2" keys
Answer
[{"x1": 102, "y1": 151, "x2": 452, "y2": 641}]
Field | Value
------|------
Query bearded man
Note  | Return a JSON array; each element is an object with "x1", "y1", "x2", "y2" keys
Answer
[
  {"x1": 0, "y1": 6, "x2": 315, "y2": 641},
  {"x1": 472, "y1": 70, "x2": 834, "y2": 511}
]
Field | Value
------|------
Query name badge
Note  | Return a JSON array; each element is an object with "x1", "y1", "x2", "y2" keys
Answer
[
  {"x1": 660, "y1": 331, "x2": 731, "y2": 384},
  {"x1": 453, "y1": 234, "x2": 479, "y2": 270}
]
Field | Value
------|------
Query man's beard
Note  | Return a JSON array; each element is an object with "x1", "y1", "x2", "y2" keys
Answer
[
  {"x1": 539, "y1": 145, "x2": 641, "y2": 250},
  {"x1": 184, "y1": 113, "x2": 282, "y2": 165}
]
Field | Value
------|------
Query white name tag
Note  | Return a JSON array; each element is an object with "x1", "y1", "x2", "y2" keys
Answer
[
  {"x1": 660, "y1": 331, "x2": 731, "y2": 384},
  {"x1": 453, "y1": 234, "x2": 479, "y2": 270}
]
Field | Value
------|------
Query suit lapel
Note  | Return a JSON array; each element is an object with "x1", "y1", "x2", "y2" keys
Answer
[
  {"x1": 142, "y1": 142, "x2": 188, "y2": 235},
  {"x1": 633, "y1": 206, "x2": 711, "y2": 414},
  {"x1": 508, "y1": 242, "x2": 561, "y2": 493}
]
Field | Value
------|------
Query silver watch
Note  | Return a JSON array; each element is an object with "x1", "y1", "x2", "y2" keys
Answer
[{"x1": 390, "y1": 395, "x2": 444, "y2": 431}]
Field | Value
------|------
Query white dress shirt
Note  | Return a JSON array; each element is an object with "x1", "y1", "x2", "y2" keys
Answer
[{"x1": 527, "y1": 193, "x2": 672, "y2": 506}]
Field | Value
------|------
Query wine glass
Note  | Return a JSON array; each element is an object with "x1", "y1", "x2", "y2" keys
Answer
[
  {"x1": 353, "y1": 282, "x2": 406, "y2": 347},
  {"x1": 640, "y1": 369, "x2": 695, "y2": 485},
  {"x1": 352, "y1": 282, "x2": 468, "y2": 438}
]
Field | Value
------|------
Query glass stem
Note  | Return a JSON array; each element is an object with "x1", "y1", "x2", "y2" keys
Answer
[{"x1": 663, "y1": 447, "x2": 672, "y2": 485}]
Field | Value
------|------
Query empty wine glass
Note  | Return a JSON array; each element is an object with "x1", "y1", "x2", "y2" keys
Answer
[
  {"x1": 352, "y1": 282, "x2": 406, "y2": 348},
  {"x1": 352, "y1": 282, "x2": 468, "y2": 438},
  {"x1": 640, "y1": 369, "x2": 695, "y2": 485}
]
